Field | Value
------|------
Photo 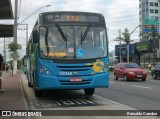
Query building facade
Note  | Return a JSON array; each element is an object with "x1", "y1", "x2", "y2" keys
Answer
[
  {"x1": 139, "y1": 0, "x2": 160, "y2": 41},
  {"x1": 138, "y1": 0, "x2": 160, "y2": 67}
]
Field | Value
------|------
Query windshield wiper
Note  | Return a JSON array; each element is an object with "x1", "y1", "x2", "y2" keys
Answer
[
  {"x1": 55, "y1": 23, "x2": 67, "y2": 41},
  {"x1": 81, "y1": 24, "x2": 91, "y2": 42},
  {"x1": 44, "y1": 27, "x2": 49, "y2": 56}
]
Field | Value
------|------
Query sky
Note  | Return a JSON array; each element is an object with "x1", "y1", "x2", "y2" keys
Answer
[{"x1": 0, "y1": 0, "x2": 140, "y2": 61}]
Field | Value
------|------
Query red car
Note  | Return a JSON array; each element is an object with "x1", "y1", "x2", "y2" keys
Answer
[{"x1": 113, "y1": 63, "x2": 147, "y2": 81}]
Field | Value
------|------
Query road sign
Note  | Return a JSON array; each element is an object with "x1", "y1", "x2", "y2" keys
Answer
[
  {"x1": 145, "y1": 25, "x2": 159, "y2": 28},
  {"x1": 144, "y1": 28, "x2": 151, "y2": 32},
  {"x1": 144, "y1": 28, "x2": 160, "y2": 33},
  {"x1": 144, "y1": 19, "x2": 159, "y2": 25},
  {"x1": 155, "y1": 29, "x2": 159, "y2": 32}
]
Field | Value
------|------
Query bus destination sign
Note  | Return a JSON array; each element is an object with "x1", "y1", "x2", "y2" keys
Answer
[{"x1": 42, "y1": 13, "x2": 101, "y2": 23}]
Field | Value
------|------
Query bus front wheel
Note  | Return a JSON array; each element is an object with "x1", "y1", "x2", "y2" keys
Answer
[
  {"x1": 84, "y1": 88, "x2": 95, "y2": 96},
  {"x1": 33, "y1": 81, "x2": 42, "y2": 97},
  {"x1": 28, "y1": 81, "x2": 32, "y2": 87},
  {"x1": 34, "y1": 89, "x2": 42, "y2": 97}
]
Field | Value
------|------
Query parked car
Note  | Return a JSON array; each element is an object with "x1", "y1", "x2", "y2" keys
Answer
[
  {"x1": 114, "y1": 62, "x2": 147, "y2": 81},
  {"x1": 151, "y1": 63, "x2": 160, "y2": 79}
]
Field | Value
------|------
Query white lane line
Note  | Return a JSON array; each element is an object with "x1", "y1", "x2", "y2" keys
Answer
[
  {"x1": 95, "y1": 94, "x2": 136, "y2": 110},
  {"x1": 132, "y1": 85, "x2": 152, "y2": 89}
]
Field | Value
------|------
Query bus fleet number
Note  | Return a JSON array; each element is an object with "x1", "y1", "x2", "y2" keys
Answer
[{"x1": 59, "y1": 72, "x2": 72, "y2": 75}]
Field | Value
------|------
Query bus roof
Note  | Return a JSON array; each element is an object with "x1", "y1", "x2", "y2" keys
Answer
[{"x1": 39, "y1": 11, "x2": 103, "y2": 16}]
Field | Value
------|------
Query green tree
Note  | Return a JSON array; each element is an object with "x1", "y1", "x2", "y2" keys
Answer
[
  {"x1": 122, "y1": 28, "x2": 132, "y2": 62},
  {"x1": 7, "y1": 42, "x2": 22, "y2": 68},
  {"x1": 8, "y1": 42, "x2": 22, "y2": 52}
]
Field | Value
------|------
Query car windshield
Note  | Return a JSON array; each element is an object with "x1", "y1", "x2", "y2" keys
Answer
[{"x1": 124, "y1": 63, "x2": 139, "y2": 68}]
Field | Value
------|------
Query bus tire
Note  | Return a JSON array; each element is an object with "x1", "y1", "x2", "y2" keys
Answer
[
  {"x1": 33, "y1": 81, "x2": 42, "y2": 97},
  {"x1": 28, "y1": 81, "x2": 32, "y2": 87},
  {"x1": 34, "y1": 89, "x2": 42, "y2": 97},
  {"x1": 84, "y1": 88, "x2": 95, "y2": 96}
]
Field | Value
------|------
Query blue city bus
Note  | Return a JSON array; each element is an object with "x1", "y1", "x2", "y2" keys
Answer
[{"x1": 26, "y1": 11, "x2": 109, "y2": 97}]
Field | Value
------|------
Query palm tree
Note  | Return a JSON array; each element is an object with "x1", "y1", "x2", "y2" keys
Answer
[{"x1": 122, "y1": 28, "x2": 132, "y2": 62}]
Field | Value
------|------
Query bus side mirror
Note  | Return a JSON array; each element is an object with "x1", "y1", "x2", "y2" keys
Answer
[{"x1": 33, "y1": 30, "x2": 39, "y2": 43}]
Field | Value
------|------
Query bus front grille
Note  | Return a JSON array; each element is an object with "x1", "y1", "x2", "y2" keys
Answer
[{"x1": 56, "y1": 65, "x2": 93, "y2": 72}]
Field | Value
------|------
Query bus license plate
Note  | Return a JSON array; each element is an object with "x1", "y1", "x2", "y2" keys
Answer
[
  {"x1": 70, "y1": 78, "x2": 82, "y2": 82},
  {"x1": 137, "y1": 75, "x2": 142, "y2": 78}
]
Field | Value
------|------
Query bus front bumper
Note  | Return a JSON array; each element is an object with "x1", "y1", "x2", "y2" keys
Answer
[{"x1": 35, "y1": 73, "x2": 109, "y2": 90}]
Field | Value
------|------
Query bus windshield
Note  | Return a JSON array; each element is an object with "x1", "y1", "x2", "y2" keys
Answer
[{"x1": 39, "y1": 25, "x2": 107, "y2": 60}]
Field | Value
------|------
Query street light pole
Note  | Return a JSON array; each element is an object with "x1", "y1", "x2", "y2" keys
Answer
[
  {"x1": 127, "y1": 25, "x2": 140, "y2": 62},
  {"x1": 19, "y1": 4, "x2": 51, "y2": 55},
  {"x1": 20, "y1": 5, "x2": 51, "y2": 23}
]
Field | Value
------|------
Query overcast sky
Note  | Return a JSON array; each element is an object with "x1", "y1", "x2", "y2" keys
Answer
[{"x1": 0, "y1": 0, "x2": 140, "y2": 61}]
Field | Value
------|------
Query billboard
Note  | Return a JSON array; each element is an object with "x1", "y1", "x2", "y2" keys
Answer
[
  {"x1": 115, "y1": 44, "x2": 135, "y2": 57},
  {"x1": 136, "y1": 42, "x2": 149, "y2": 52}
]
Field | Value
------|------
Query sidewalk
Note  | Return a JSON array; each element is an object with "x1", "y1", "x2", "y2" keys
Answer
[{"x1": 0, "y1": 70, "x2": 29, "y2": 119}]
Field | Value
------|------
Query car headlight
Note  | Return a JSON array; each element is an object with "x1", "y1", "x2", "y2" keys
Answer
[
  {"x1": 39, "y1": 65, "x2": 52, "y2": 75},
  {"x1": 128, "y1": 71, "x2": 135, "y2": 74}
]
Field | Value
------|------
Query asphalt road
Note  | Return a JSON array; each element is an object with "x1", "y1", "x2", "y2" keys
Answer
[
  {"x1": 95, "y1": 72, "x2": 160, "y2": 110},
  {"x1": 20, "y1": 72, "x2": 160, "y2": 118}
]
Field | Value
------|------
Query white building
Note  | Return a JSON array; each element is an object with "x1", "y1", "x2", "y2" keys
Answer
[{"x1": 139, "y1": 0, "x2": 160, "y2": 41}]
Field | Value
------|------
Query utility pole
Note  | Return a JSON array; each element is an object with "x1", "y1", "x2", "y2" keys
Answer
[
  {"x1": 13, "y1": 0, "x2": 18, "y2": 74},
  {"x1": 18, "y1": 24, "x2": 28, "y2": 51},
  {"x1": 119, "y1": 29, "x2": 122, "y2": 62},
  {"x1": 114, "y1": 29, "x2": 122, "y2": 63},
  {"x1": 3, "y1": 38, "x2": 6, "y2": 63}
]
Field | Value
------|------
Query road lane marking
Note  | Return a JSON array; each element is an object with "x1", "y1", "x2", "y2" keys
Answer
[
  {"x1": 94, "y1": 94, "x2": 136, "y2": 110},
  {"x1": 132, "y1": 85, "x2": 152, "y2": 89}
]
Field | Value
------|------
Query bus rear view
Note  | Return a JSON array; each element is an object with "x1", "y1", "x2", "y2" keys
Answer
[{"x1": 27, "y1": 11, "x2": 109, "y2": 97}]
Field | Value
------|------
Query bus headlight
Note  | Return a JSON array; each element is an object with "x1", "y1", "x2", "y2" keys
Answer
[{"x1": 39, "y1": 65, "x2": 52, "y2": 75}]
